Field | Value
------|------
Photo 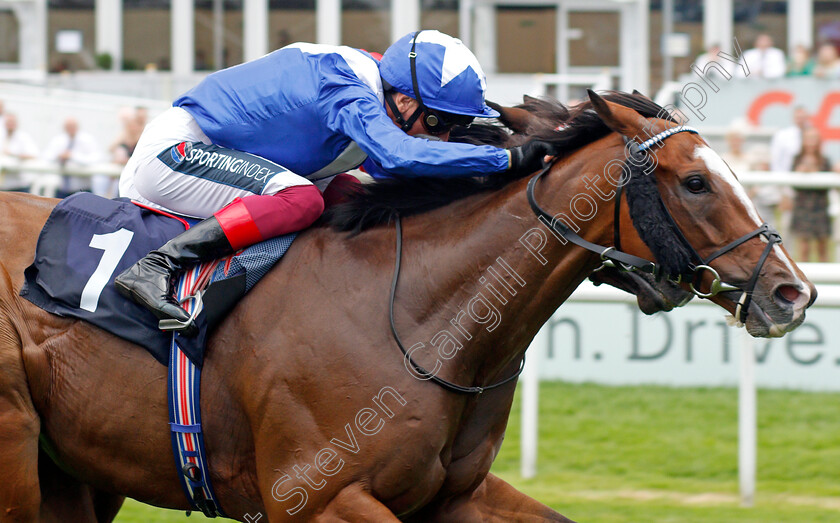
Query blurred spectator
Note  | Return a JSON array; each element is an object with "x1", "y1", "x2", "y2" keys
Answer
[
  {"x1": 790, "y1": 128, "x2": 832, "y2": 262},
  {"x1": 693, "y1": 43, "x2": 734, "y2": 78},
  {"x1": 770, "y1": 106, "x2": 810, "y2": 173},
  {"x1": 787, "y1": 44, "x2": 815, "y2": 76},
  {"x1": 813, "y1": 43, "x2": 840, "y2": 79},
  {"x1": 1, "y1": 113, "x2": 39, "y2": 191},
  {"x1": 723, "y1": 120, "x2": 781, "y2": 227},
  {"x1": 135, "y1": 106, "x2": 149, "y2": 130},
  {"x1": 832, "y1": 164, "x2": 840, "y2": 253},
  {"x1": 745, "y1": 144, "x2": 782, "y2": 226},
  {"x1": 110, "y1": 107, "x2": 136, "y2": 165},
  {"x1": 737, "y1": 34, "x2": 786, "y2": 79},
  {"x1": 769, "y1": 107, "x2": 810, "y2": 238},
  {"x1": 720, "y1": 120, "x2": 751, "y2": 173},
  {"x1": 1, "y1": 114, "x2": 37, "y2": 160},
  {"x1": 113, "y1": 107, "x2": 147, "y2": 161},
  {"x1": 43, "y1": 117, "x2": 102, "y2": 196},
  {"x1": 101, "y1": 106, "x2": 147, "y2": 197},
  {"x1": 0, "y1": 99, "x2": 6, "y2": 152}
]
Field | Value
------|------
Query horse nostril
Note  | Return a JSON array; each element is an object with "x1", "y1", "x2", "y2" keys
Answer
[{"x1": 776, "y1": 284, "x2": 802, "y2": 305}]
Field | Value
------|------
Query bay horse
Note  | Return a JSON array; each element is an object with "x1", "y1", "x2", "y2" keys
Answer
[{"x1": 0, "y1": 91, "x2": 813, "y2": 522}]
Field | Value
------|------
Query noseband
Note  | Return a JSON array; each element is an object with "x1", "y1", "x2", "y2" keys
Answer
[{"x1": 527, "y1": 126, "x2": 782, "y2": 324}]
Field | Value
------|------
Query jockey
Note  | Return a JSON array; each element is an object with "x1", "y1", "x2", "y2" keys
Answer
[{"x1": 115, "y1": 30, "x2": 555, "y2": 326}]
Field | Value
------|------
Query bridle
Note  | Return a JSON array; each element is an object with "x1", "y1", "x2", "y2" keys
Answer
[
  {"x1": 527, "y1": 125, "x2": 782, "y2": 324},
  {"x1": 387, "y1": 125, "x2": 781, "y2": 396}
]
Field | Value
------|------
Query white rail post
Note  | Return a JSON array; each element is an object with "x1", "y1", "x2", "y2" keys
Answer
[
  {"x1": 316, "y1": 0, "x2": 341, "y2": 46},
  {"x1": 95, "y1": 0, "x2": 122, "y2": 71},
  {"x1": 171, "y1": 0, "x2": 195, "y2": 75},
  {"x1": 739, "y1": 330, "x2": 756, "y2": 507},
  {"x1": 521, "y1": 324, "x2": 544, "y2": 479},
  {"x1": 243, "y1": 0, "x2": 269, "y2": 62},
  {"x1": 391, "y1": 0, "x2": 420, "y2": 44}
]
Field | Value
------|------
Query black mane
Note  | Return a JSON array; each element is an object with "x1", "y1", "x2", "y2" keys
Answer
[{"x1": 326, "y1": 91, "x2": 674, "y2": 234}]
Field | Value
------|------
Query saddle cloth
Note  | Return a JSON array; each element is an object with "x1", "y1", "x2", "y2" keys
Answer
[{"x1": 20, "y1": 192, "x2": 295, "y2": 366}]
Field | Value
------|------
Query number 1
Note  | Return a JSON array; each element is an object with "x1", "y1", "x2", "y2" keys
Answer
[{"x1": 80, "y1": 228, "x2": 135, "y2": 313}]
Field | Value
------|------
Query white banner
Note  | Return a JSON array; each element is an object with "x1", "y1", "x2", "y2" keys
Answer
[{"x1": 539, "y1": 285, "x2": 839, "y2": 391}]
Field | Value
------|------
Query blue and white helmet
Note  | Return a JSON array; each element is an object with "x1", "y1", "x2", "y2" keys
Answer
[{"x1": 379, "y1": 30, "x2": 499, "y2": 118}]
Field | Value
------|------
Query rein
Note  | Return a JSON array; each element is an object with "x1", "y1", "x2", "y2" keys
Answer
[
  {"x1": 528, "y1": 125, "x2": 782, "y2": 324},
  {"x1": 387, "y1": 125, "x2": 781, "y2": 396},
  {"x1": 389, "y1": 215, "x2": 524, "y2": 395}
]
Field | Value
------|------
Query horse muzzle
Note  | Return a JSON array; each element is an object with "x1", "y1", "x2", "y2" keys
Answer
[{"x1": 722, "y1": 280, "x2": 815, "y2": 338}]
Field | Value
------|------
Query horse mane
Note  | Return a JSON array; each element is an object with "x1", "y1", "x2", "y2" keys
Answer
[{"x1": 326, "y1": 91, "x2": 674, "y2": 234}]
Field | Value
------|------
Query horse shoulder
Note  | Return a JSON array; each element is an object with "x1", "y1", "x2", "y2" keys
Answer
[
  {"x1": 0, "y1": 194, "x2": 57, "y2": 397},
  {"x1": 0, "y1": 257, "x2": 42, "y2": 521},
  {"x1": 0, "y1": 192, "x2": 55, "y2": 283}
]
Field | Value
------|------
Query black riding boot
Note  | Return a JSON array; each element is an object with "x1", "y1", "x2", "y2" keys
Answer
[{"x1": 114, "y1": 216, "x2": 233, "y2": 323}]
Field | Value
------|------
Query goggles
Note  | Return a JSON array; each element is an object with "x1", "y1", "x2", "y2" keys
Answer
[{"x1": 422, "y1": 108, "x2": 475, "y2": 135}]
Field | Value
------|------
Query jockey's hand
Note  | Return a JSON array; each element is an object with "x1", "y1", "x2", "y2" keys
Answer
[{"x1": 507, "y1": 140, "x2": 557, "y2": 175}]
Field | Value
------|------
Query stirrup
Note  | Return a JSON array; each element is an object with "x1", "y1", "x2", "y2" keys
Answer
[{"x1": 159, "y1": 292, "x2": 203, "y2": 334}]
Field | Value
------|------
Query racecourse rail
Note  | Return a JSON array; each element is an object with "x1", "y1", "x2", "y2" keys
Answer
[
  {"x1": 525, "y1": 262, "x2": 840, "y2": 509},
  {"x1": 3, "y1": 158, "x2": 840, "y2": 197}
]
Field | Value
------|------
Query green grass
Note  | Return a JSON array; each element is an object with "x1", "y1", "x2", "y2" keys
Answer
[
  {"x1": 113, "y1": 499, "x2": 197, "y2": 523},
  {"x1": 114, "y1": 382, "x2": 840, "y2": 522}
]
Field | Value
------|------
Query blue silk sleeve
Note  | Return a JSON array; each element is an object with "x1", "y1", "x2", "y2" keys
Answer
[{"x1": 321, "y1": 85, "x2": 509, "y2": 178}]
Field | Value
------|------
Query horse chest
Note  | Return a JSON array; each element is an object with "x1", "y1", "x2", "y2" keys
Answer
[{"x1": 401, "y1": 409, "x2": 506, "y2": 505}]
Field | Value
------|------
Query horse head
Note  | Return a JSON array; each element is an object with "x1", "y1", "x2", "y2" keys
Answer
[
  {"x1": 586, "y1": 90, "x2": 815, "y2": 337},
  {"x1": 482, "y1": 96, "x2": 695, "y2": 315}
]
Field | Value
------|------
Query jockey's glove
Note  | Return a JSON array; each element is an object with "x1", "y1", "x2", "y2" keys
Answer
[{"x1": 507, "y1": 140, "x2": 557, "y2": 175}]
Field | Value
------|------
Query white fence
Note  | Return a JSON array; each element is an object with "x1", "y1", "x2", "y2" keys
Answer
[
  {"x1": 522, "y1": 264, "x2": 840, "y2": 506},
  {"x1": 0, "y1": 158, "x2": 122, "y2": 197},
  {"x1": 518, "y1": 162, "x2": 840, "y2": 508},
  {"x1": 0, "y1": 81, "x2": 169, "y2": 160}
]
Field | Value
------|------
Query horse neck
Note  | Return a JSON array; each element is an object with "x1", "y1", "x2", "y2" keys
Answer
[{"x1": 396, "y1": 148, "x2": 618, "y2": 386}]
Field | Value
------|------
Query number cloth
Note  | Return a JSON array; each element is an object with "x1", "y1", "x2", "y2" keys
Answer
[{"x1": 20, "y1": 193, "x2": 295, "y2": 366}]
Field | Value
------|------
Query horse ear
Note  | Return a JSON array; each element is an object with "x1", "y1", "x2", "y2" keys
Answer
[
  {"x1": 587, "y1": 89, "x2": 650, "y2": 138},
  {"x1": 487, "y1": 100, "x2": 534, "y2": 134}
]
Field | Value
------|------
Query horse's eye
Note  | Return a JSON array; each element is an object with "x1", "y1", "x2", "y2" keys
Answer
[{"x1": 685, "y1": 176, "x2": 707, "y2": 193}]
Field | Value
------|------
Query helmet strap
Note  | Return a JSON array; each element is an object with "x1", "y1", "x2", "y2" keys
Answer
[
  {"x1": 384, "y1": 30, "x2": 438, "y2": 133},
  {"x1": 407, "y1": 31, "x2": 450, "y2": 134},
  {"x1": 385, "y1": 91, "x2": 424, "y2": 132},
  {"x1": 408, "y1": 31, "x2": 426, "y2": 113}
]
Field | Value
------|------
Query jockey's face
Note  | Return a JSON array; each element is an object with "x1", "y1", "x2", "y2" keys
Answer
[{"x1": 385, "y1": 92, "x2": 452, "y2": 142}]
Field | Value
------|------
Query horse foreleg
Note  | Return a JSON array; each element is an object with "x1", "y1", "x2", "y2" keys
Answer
[
  {"x1": 0, "y1": 408, "x2": 39, "y2": 522},
  {"x1": 38, "y1": 449, "x2": 125, "y2": 523},
  {"x1": 417, "y1": 473, "x2": 575, "y2": 523},
  {"x1": 307, "y1": 483, "x2": 400, "y2": 523},
  {"x1": 0, "y1": 339, "x2": 41, "y2": 521}
]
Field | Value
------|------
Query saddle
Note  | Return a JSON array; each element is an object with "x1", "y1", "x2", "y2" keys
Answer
[{"x1": 20, "y1": 192, "x2": 295, "y2": 366}]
